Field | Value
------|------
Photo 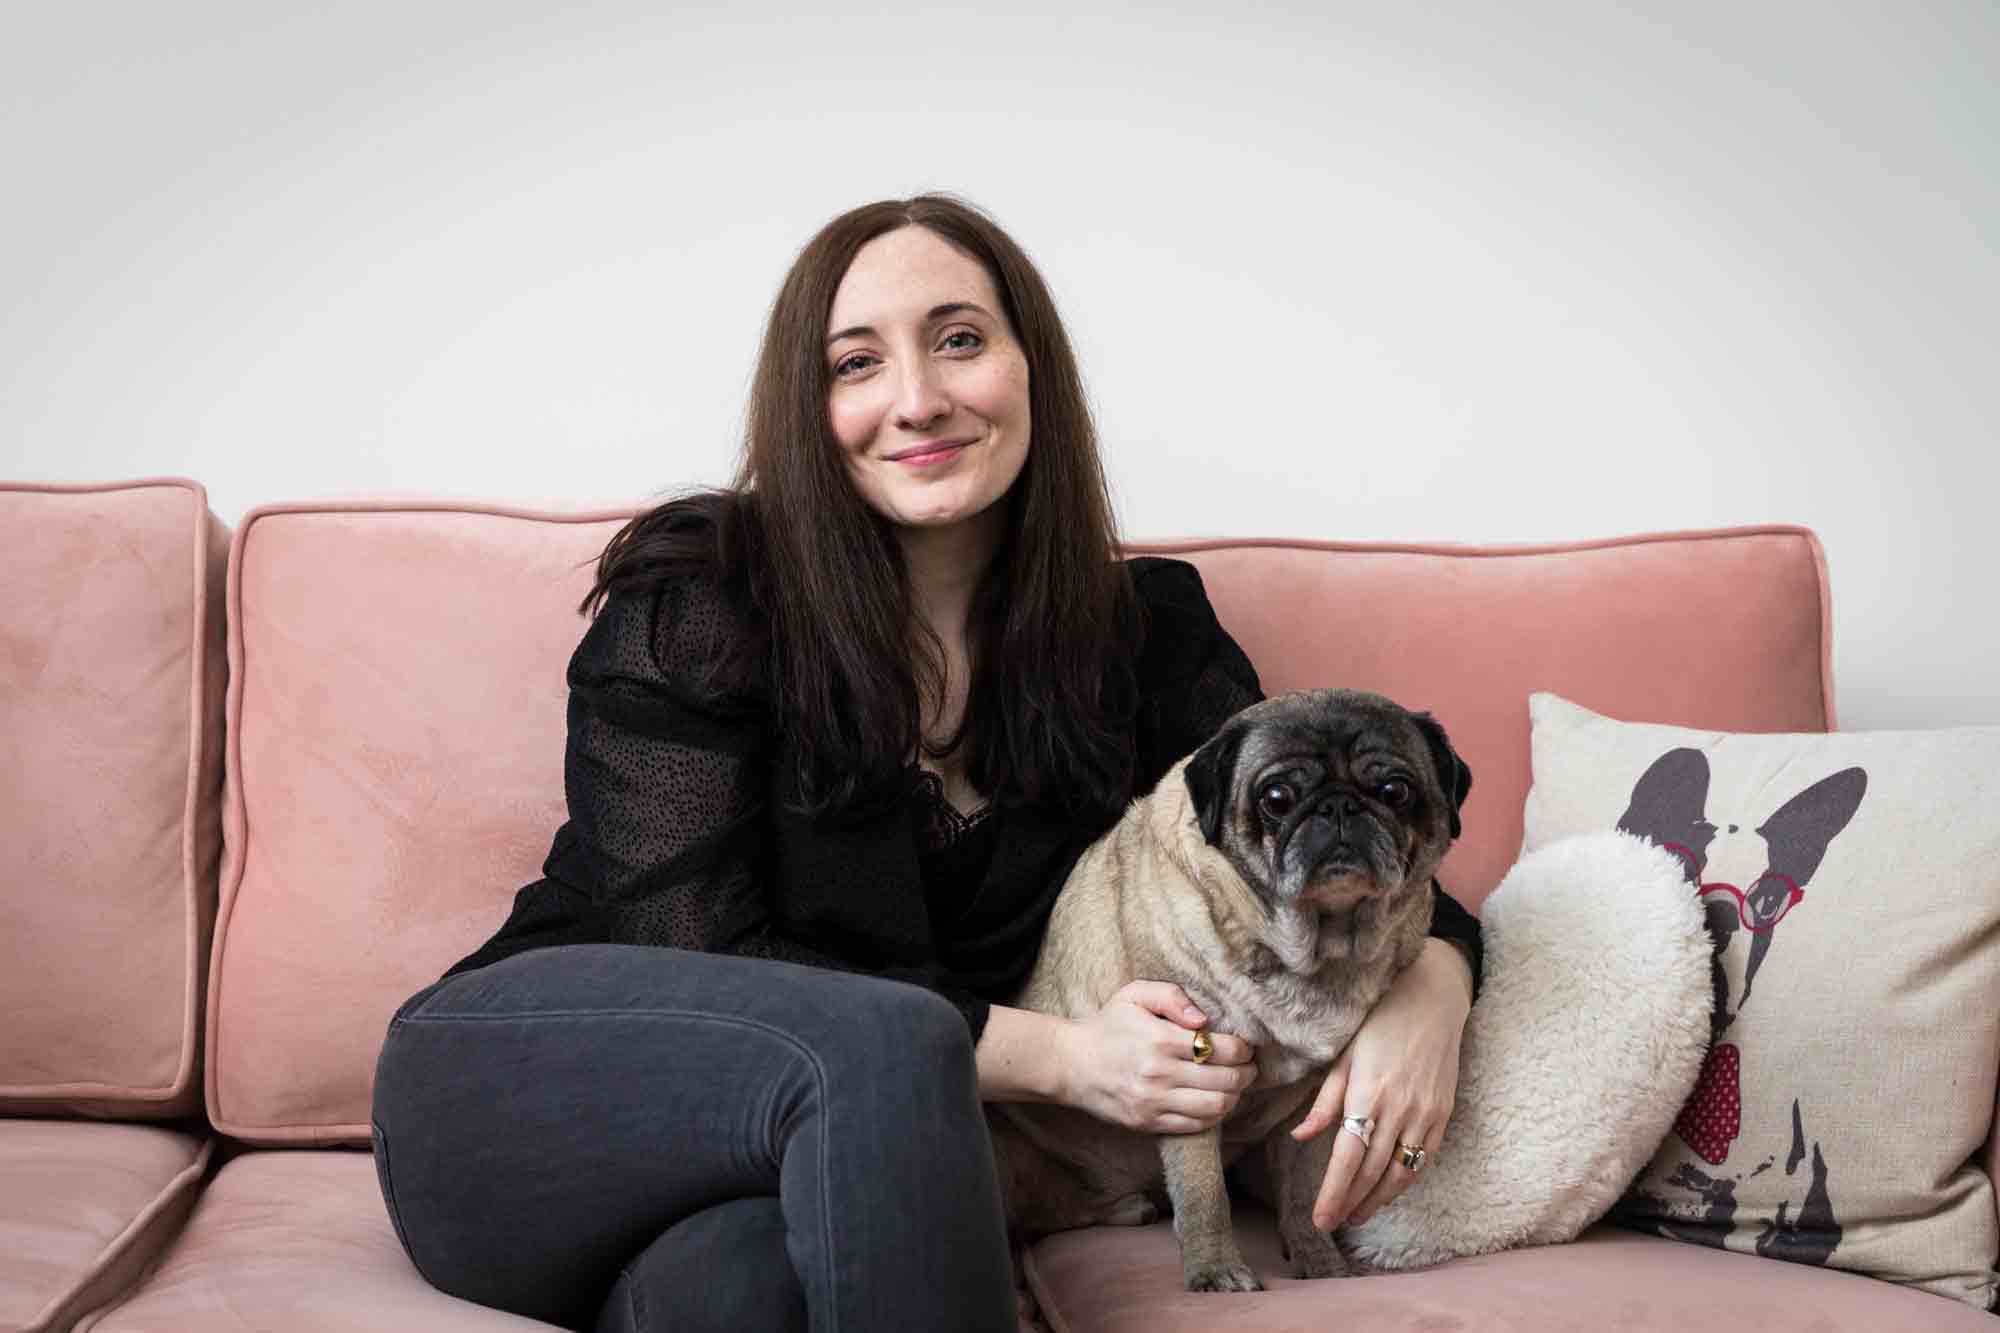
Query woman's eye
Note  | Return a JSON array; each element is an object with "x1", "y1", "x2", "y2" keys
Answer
[
  {"x1": 939, "y1": 329, "x2": 983, "y2": 353},
  {"x1": 1257, "y1": 783, "x2": 1296, "y2": 819},
  {"x1": 1377, "y1": 779, "x2": 1413, "y2": 809},
  {"x1": 832, "y1": 353, "x2": 878, "y2": 379}
]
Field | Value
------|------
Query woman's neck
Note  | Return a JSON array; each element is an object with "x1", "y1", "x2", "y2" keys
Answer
[
  {"x1": 898, "y1": 509, "x2": 1003, "y2": 806},
  {"x1": 896, "y1": 507, "x2": 1005, "y2": 643}
]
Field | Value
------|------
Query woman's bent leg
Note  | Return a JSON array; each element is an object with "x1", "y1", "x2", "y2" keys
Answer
[
  {"x1": 592, "y1": 1197, "x2": 804, "y2": 1333},
  {"x1": 371, "y1": 943, "x2": 1013, "y2": 1332}
]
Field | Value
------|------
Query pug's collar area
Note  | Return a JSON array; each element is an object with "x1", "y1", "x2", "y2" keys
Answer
[{"x1": 1257, "y1": 881, "x2": 1428, "y2": 977}]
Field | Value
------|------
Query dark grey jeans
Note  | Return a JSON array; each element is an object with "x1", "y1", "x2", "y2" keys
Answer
[{"x1": 371, "y1": 944, "x2": 1016, "y2": 1332}]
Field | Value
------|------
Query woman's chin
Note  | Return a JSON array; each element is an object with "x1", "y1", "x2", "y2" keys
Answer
[
  {"x1": 892, "y1": 513, "x2": 980, "y2": 538},
  {"x1": 884, "y1": 491, "x2": 1005, "y2": 534}
]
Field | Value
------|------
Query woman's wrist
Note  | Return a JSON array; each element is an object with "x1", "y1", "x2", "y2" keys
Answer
[
  {"x1": 1417, "y1": 935, "x2": 1477, "y2": 1011},
  {"x1": 975, "y1": 1004, "x2": 1075, "y2": 1104}
]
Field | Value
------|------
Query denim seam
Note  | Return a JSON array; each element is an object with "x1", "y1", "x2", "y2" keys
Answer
[
  {"x1": 372, "y1": 1119, "x2": 441, "y2": 1291},
  {"x1": 393, "y1": 974, "x2": 456, "y2": 1021},
  {"x1": 626, "y1": 1264, "x2": 647, "y2": 1333},
  {"x1": 394, "y1": 1004, "x2": 840, "y2": 1330}
]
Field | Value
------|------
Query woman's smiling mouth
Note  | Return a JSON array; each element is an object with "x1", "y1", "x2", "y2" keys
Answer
[{"x1": 885, "y1": 437, "x2": 976, "y2": 466}]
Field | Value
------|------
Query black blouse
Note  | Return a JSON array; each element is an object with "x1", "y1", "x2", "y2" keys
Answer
[{"x1": 445, "y1": 557, "x2": 1483, "y2": 1037}]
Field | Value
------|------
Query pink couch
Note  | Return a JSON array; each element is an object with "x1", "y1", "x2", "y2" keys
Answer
[{"x1": 4, "y1": 478, "x2": 1993, "y2": 1332}]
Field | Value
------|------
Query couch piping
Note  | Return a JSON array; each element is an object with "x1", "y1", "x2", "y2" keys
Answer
[{"x1": 37, "y1": 1136, "x2": 215, "y2": 1333}]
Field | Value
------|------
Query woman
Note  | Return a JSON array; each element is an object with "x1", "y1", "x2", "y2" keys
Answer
[{"x1": 371, "y1": 195, "x2": 1482, "y2": 1332}]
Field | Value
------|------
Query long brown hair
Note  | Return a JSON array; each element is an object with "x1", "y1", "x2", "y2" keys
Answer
[{"x1": 588, "y1": 194, "x2": 1138, "y2": 817}]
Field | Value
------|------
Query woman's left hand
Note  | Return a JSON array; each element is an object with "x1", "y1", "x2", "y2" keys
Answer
[{"x1": 1290, "y1": 937, "x2": 1474, "y2": 1231}]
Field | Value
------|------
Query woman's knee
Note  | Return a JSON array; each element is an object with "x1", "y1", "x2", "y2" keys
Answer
[
  {"x1": 370, "y1": 1001, "x2": 441, "y2": 1131},
  {"x1": 832, "y1": 976, "x2": 976, "y2": 1082}
]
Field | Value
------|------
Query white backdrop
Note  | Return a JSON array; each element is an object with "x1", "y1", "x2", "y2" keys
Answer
[{"x1": 3, "y1": 1, "x2": 1994, "y2": 728}]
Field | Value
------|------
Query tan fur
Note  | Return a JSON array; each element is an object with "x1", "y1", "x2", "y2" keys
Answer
[{"x1": 992, "y1": 716, "x2": 1448, "y2": 1291}]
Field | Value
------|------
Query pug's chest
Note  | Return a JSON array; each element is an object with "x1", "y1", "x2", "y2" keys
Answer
[{"x1": 1201, "y1": 972, "x2": 1373, "y2": 1089}]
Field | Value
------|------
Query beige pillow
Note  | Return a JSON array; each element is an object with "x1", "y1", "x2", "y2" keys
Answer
[{"x1": 1521, "y1": 692, "x2": 2000, "y2": 1309}]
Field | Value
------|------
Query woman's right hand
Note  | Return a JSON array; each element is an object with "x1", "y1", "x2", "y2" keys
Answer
[{"x1": 1055, "y1": 980, "x2": 1257, "y2": 1133}]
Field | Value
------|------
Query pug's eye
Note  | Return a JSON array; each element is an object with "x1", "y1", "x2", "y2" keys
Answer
[
  {"x1": 1257, "y1": 783, "x2": 1297, "y2": 820},
  {"x1": 1376, "y1": 778, "x2": 1413, "y2": 810}
]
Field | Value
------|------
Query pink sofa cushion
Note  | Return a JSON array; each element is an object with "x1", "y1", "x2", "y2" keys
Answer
[
  {"x1": 74, "y1": 1151, "x2": 559, "y2": 1332},
  {"x1": 0, "y1": 479, "x2": 228, "y2": 1117},
  {"x1": 1025, "y1": 1206, "x2": 1997, "y2": 1332},
  {"x1": 207, "y1": 503, "x2": 631, "y2": 1145},
  {"x1": 209, "y1": 513, "x2": 1833, "y2": 1146},
  {"x1": 0, "y1": 1121, "x2": 211, "y2": 1333},
  {"x1": 1140, "y1": 527, "x2": 1833, "y2": 907}
]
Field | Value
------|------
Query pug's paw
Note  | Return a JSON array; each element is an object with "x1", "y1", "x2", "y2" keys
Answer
[
  {"x1": 1185, "y1": 1260, "x2": 1264, "y2": 1293},
  {"x1": 1285, "y1": 1228, "x2": 1352, "y2": 1279},
  {"x1": 1277, "y1": 1203, "x2": 1353, "y2": 1279}
]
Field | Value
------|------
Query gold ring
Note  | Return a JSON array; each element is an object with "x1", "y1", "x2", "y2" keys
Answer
[
  {"x1": 1190, "y1": 1029, "x2": 1213, "y2": 1065},
  {"x1": 1395, "y1": 1142, "x2": 1427, "y2": 1172}
]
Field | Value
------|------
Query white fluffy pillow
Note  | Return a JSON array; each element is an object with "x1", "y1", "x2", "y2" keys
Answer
[{"x1": 1343, "y1": 830, "x2": 1711, "y2": 1269}]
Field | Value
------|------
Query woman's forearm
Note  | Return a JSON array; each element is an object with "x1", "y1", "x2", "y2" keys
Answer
[
  {"x1": 1415, "y1": 934, "x2": 1477, "y2": 1010},
  {"x1": 974, "y1": 1003, "x2": 1073, "y2": 1103},
  {"x1": 976, "y1": 945, "x2": 1466, "y2": 1109}
]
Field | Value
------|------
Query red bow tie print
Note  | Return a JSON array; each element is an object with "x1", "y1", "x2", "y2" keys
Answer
[{"x1": 1675, "y1": 1043, "x2": 1741, "y2": 1165}]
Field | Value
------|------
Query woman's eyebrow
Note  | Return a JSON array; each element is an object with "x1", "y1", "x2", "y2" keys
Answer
[{"x1": 826, "y1": 302, "x2": 994, "y2": 346}]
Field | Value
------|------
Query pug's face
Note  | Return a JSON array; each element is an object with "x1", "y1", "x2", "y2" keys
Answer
[{"x1": 1185, "y1": 689, "x2": 1471, "y2": 914}]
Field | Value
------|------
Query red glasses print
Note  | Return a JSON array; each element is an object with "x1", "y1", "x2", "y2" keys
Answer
[{"x1": 1661, "y1": 842, "x2": 1805, "y2": 932}]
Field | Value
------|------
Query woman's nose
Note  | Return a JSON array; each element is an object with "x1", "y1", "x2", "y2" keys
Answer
[{"x1": 892, "y1": 358, "x2": 950, "y2": 429}]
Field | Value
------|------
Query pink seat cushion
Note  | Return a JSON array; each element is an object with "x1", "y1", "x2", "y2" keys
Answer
[
  {"x1": 74, "y1": 1151, "x2": 559, "y2": 1332},
  {"x1": 1143, "y1": 527, "x2": 1832, "y2": 907},
  {"x1": 0, "y1": 480, "x2": 228, "y2": 1117},
  {"x1": 208, "y1": 503, "x2": 631, "y2": 1144},
  {"x1": 0, "y1": 1120, "x2": 211, "y2": 1333},
  {"x1": 1026, "y1": 1207, "x2": 1995, "y2": 1332}
]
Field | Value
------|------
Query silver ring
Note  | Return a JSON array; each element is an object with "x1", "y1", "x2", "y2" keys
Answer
[{"x1": 1340, "y1": 1115, "x2": 1375, "y2": 1147}]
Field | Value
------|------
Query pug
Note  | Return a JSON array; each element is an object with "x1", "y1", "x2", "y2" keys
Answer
[{"x1": 989, "y1": 688, "x2": 1470, "y2": 1291}]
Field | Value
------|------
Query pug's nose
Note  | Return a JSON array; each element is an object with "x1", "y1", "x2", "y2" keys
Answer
[{"x1": 1315, "y1": 793, "x2": 1364, "y2": 819}]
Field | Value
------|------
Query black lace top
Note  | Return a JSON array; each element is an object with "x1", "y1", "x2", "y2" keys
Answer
[
  {"x1": 912, "y1": 768, "x2": 999, "y2": 925},
  {"x1": 445, "y1": 556, "x2": 1483, "y2": 1038}
]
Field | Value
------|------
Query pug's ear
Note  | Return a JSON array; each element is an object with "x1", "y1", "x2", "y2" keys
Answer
[
  {"x1": 1412, "y1": 712, "x2": 1472, "y2": 840},
  {"x1": 1184, "y1": 723, "x2": 1245, "y2": 846}
]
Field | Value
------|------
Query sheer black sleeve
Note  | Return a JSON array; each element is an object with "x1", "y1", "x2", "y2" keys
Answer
[
  {"x1": 1128, "y1": 558, "x2": 1264, "y2": 794},
  {"x1": 1125, "y1": 557, "x2": 1483, "y2": 995},
  {"x1": 445, "y1": 572, "x2": 850, "y2": 980}
]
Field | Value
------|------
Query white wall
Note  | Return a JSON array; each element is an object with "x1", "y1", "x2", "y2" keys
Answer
[{"x1": 4, "y1": 1, "x2": 1994, "y2": 728}]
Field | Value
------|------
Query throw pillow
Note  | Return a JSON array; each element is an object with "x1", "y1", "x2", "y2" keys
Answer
[
  {"x1": 1520, "y1": 691, "x2": 2000, "y2": 1309},
  {"x1": 1343, "y1": 829, "x2": 1713, "y2": 1270}
]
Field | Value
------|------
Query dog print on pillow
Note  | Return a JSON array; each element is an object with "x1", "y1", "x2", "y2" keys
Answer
[{"x1": 1609, "y1": 747, "x2": 1866, "y2": 1267}]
